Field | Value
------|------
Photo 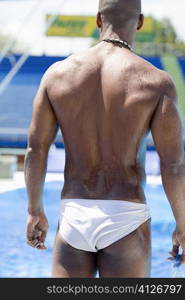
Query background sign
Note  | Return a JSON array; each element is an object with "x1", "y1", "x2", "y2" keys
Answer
[
  {"x1": 46, "y1": 15, "x2": 99, "y2": 38},
  {"x1": 46, "y1": 15, "x2": 155, "y2": 42}
]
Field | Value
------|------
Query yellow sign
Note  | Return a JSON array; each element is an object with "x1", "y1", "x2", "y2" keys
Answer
[
  {"x1": 46, "y1": 15, "x2": 98, "y2": 38},
  {"x1": 46, "y1": 15, "x2": 154, "y2": 40}
]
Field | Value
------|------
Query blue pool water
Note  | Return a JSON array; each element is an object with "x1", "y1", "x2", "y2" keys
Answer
[{"x1": 0, "y1": 177, "x2": 184, "y2": 278}]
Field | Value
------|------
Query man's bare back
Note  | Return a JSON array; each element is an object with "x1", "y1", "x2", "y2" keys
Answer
[
  {"x1": 25, "y1": 0, "x2": 185, "y2": 278},
  {"x1": 46, "y1": 42, "x2": 164, "y2": 202}
]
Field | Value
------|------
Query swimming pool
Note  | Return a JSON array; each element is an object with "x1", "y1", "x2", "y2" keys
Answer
[{"x1": 0, "y1": 172, "x2": 184, "y2": 278}]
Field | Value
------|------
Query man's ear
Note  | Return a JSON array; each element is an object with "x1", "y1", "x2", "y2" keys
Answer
[
  {"x1": 137, "y1": 14, "x2": 144, "y2": 31},
  {"x1": 96, "y1": 12, "x2": 102, "y2": 29}
]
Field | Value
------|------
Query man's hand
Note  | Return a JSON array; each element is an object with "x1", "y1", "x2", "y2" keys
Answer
[
  {"x1": 168, "y1": 228, "x2": 185, "y2": 265},
  {"x1": 26, "y1": 213, "x2": 48, "y2": 250}
]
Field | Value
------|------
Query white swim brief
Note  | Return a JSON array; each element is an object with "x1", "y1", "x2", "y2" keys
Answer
[{"x1": 59, "y1": 198, "x2": 151, "y2": 252}]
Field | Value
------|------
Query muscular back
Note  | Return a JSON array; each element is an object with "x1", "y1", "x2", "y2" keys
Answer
[{"x1": 46, "y1": 42, "x2": 166, "y2": 202}]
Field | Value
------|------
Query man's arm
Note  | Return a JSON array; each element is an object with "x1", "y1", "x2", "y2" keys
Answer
[
  {"x1": 151, "y1": 75, "x2": 185, "y2": 263},
  {"x1": 24, "y1": 71, "x2": 58, "y2": 249}
]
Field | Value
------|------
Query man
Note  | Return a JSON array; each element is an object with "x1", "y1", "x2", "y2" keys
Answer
[{"x1": 25, "y1": 0, "x2": 185, "y2": 278}]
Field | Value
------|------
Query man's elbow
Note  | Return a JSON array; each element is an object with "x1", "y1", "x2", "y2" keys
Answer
[{"x1": 26, "y1": 140, "x2": 50, "y2": 155}]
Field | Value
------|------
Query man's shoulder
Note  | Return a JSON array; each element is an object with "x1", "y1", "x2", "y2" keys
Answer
[
  {"x1": 156, "y1": 69, "x2": 177, "y2": 99},
  {"x1": 136, "y1": 55, "x2": 175, "y2": 90},
  {"x1": 43, "y1": 48, "x2": 95, "y2": 82},
  {"x1": 43, "y1": 58, "x2": 72, "y2": 80},
  {"x1": 136, "y1": 55, "x2": 162, "y2": 75}
]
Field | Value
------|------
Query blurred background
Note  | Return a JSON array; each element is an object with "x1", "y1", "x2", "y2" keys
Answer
[{"x1": 0, "y1": 0, "x2": 185, "y2": 278}]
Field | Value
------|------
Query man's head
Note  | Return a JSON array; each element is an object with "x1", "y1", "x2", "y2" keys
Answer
[{"x1": 97, "y1": 0, "x2": 144, "y2": 36}]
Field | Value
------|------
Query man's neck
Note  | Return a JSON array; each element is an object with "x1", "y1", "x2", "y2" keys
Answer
[{"x1": 100, "y1": 28, "x2": 135, "y2": 47}]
